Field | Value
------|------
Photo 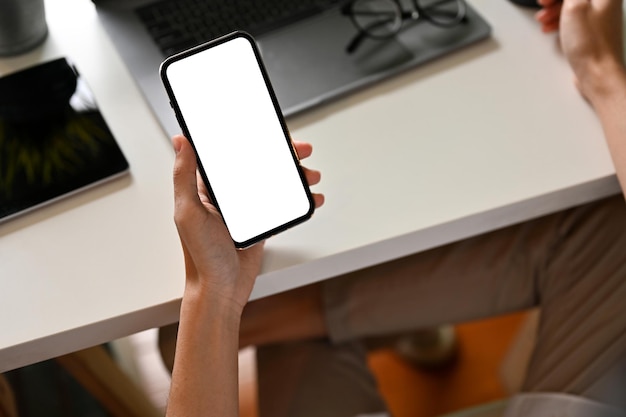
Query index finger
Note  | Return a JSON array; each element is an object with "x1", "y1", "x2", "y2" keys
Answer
[{"x1": 293, "y1": 140, "x2": 313, "y2": 160}]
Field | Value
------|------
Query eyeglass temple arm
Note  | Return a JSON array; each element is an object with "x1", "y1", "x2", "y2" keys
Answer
[{"x1": 346, "y1": 31, "x2": 366, "y2": 53}]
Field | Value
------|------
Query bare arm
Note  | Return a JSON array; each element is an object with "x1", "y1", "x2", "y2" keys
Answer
[
  {"x1": 590, "y1": 64, "x2": 626, "y2": 194},
  {"x1": 537, "y1": 0, "x2": 626, "y2": 193},
  {"x1": 166, "y1": 134, "x2": 323, "y2": 417},
  {"x1": 166, "y1": 135, "x2": 260, "y2": 417},
  {"x1": 168, "y1": 290, "x2": 242, "y2": 417},
  {"x1": 563, "y1": 0, "x2": 626, "y2": 193}
]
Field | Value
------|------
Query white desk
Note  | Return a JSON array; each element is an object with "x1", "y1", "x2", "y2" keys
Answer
[{"x1": 0, "y1": 0, "x2": 620, "y2": 373}]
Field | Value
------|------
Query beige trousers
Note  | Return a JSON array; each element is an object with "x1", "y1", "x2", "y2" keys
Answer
[{"x1": 257, "y1": 195, "x2": 626, "y2": 417}]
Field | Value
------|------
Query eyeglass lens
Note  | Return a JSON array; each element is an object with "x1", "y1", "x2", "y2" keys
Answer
[
  {"x1": 351, "y1": 0, "x2": 403, "y2": 39},
  {"x1": 415, "y1": 0, "x2": 466, "y2": 26}
]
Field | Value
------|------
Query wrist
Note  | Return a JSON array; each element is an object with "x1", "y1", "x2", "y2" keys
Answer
[
  {"x1": 578, "y1": 60, "x2": 626, "y2": 106},
  {"x1": 182, "y1": 282, "x2": 245, "y2": 325}
]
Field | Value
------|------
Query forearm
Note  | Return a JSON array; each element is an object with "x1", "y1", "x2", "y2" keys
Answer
[
  {"x1": 166, "y1": 286, "x2": 242, "y2": 417},
  {"x1": 586, "y1": 65, "x2": 626, "y2": 195}
]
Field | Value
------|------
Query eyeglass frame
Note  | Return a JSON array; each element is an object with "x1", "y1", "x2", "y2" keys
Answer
[{"x1": 341, "y1": 0, "x2": 468, "y2": 53}]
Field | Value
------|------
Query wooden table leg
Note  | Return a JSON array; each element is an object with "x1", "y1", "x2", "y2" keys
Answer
[{"x1": 0, "y1": 373, "x2": 18, "y2": 417}]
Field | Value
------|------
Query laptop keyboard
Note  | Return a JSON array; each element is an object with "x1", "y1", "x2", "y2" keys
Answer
[{"x1": 136, "y1": 0, "x2": 342, "y2": 57}]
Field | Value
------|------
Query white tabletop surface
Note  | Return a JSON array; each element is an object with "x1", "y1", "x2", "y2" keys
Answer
[{"x1": 0, "y1": 0, "x2": 621, "y2": 372}]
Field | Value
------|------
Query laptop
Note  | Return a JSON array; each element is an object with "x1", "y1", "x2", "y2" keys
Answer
[{"x1": 92, "y1": 0, "x2": 491, "y2": 138}]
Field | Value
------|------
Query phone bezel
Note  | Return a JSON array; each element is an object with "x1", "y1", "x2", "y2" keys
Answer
[{"x1": 160, "y1": 31, "x2": 315, "y2": 249}]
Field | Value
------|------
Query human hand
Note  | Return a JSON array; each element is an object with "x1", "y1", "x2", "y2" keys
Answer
[
  {"x1": 559, "y1": 0, "x2": 624, "y2": 100},
  {"x1": 172, "y1": 134, "x2": 324, "y2": 312},
  {"x1": 536, "y1": 0, "x2": 625, "y2": 102}
]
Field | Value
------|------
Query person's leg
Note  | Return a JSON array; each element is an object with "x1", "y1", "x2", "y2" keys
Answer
[
  {"x1": 250, "y1": 197, "x2": 561, "y2": 417},
  {"x1": 251, "y1": 195, "x2": 626, "y2": 416},
  {"x1": 247, "y1": 197, "x2": 560, "y2": 417},
  {"x1": 319, "y1": 195, "x2": 626, "y2": 411},
  {"x1": 257, "y1": 340, "x2": 388, "y2": 417},
  {"x1": 240, "y1": 283, "x2": 326, "y2": 348},
  {"x1": 243, "y1": 194, "x2": 573, "y2": 346},
  {"x1": 519, "y1": 195, "x2": 626, "y2": 411}
]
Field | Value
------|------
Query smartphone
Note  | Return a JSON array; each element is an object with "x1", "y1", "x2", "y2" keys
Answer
[{"x1": 160, "y1": 32, "x2": 315, "y2": 249}]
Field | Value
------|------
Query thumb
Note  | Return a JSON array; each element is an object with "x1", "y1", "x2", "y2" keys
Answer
[{"x1": 172, "y1": 135, "x2": 201, "y2": 209}]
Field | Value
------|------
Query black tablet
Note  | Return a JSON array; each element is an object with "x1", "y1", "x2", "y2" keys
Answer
[{"x1": 0, "y1": 58, "x2": 129, "y2": 223}]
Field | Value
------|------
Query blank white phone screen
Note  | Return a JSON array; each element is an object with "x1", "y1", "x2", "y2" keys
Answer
[{"x1": 165, "y1": 36, "x2": 312, "y2": 245}]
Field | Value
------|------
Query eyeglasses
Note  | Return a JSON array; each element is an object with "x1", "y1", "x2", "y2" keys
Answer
[{"x1": 341, "y1": 0, "x2": 468, "y2": 53}]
